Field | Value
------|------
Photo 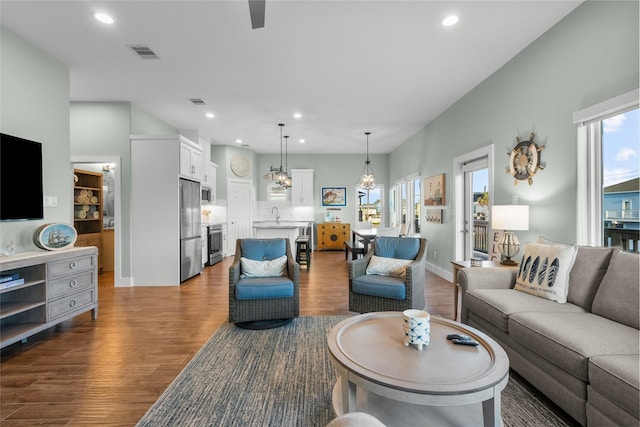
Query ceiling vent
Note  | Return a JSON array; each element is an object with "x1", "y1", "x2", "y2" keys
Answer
[
  {"x1": 189, "y1": 98, "x2": 207, "y2": 105},
  {"x1": 127, "y1": 45, "x2": 160, "y2": 59}
]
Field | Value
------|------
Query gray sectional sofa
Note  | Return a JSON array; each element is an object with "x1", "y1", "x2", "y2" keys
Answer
[{"x1": 458, "y1": 246, "x2": 639, "y2": 426}]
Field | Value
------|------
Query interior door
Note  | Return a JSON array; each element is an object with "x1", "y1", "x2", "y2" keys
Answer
[{"x1": 227, "y1": 179, "x2": 253, "y2": 254}]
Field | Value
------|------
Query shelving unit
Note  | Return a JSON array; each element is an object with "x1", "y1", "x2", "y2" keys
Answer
[
  {"x1": 0, "y1": 247, "x2": 98, "y2": 349},
  {"x1": 73, "y1": 169, "x2": 103, "y2": 272}
]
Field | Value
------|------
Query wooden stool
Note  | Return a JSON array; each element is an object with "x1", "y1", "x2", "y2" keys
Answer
[{"x1": 296, "y1": 235, "x2": 310, "y2": 269}]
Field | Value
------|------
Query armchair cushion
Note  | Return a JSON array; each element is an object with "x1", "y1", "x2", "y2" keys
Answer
[
  {"x1": 235, "y1": 277, "x2": 295, "y2": 300},
  {"x1": 352, "y1": 274, "x2": 406, "y2": 300},
  {"x1": 366, "y1": 255, "x2": 412, "y2": 278},
  {"x1": 240, "y1": 239, "x2": 287, "y2": 261},
  {"x1": 240, "y1": 255, "x2": 287, "y2": 278},
  {"x1": 374, "y1": 236, "x2": 420, "y2": 260}
]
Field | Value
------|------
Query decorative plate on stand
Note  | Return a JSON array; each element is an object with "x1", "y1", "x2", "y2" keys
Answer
[{"x1": 34, "y1": 223, "x2": 77, "y2": 251}]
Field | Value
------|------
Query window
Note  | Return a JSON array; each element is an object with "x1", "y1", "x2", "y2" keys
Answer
[
  {"x1": 575, "y1": 89, "x2": 639, "y2": 251},
  {"x1": 392, "y1": 175, "x2": 420, "y2": 235},
  {"x1": 356, "y1": 185, "x2": 383, "y2": 227}
]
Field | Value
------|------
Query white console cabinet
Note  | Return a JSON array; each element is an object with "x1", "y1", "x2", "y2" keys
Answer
[{"x1": 0, "y1": 246, "x2": 98, "y2": 349}]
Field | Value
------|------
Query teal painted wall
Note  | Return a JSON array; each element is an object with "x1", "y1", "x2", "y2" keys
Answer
[
  {"x1": 389, "y1": 1, "x2": 639, "y2": 272},
  {"x1": 0, "y1": 27, "x2": 70, "y2": 254}
]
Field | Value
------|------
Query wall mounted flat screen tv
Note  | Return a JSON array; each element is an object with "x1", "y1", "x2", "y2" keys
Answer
[{"x1": 1, "y1": 133, "x2": 44, "y2": 221}]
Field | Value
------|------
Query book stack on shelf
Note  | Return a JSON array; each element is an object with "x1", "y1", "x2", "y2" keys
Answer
[{"x1": 0, "y1": 273, "x2": 25, "y2": 290}]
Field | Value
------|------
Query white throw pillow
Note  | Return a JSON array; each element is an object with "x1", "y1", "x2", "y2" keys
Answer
[
  {"x1": 366, "y1": 255, "x2": 412, "y2": 278},
  {"x1": 240, "y1": 255, "x2": 287, "y2": 278},
  {"x1": 514, "y1": 241, "x2": 577, "y2": 303}
]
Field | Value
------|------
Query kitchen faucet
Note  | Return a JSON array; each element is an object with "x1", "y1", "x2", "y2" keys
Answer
[{"x1": 271, "y1": 206, "x2": 280, "y2": 223}]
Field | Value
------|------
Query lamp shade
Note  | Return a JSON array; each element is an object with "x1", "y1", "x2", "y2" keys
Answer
[{"x1": 491, "y1": 205, "x2": 529, "y2": 230}]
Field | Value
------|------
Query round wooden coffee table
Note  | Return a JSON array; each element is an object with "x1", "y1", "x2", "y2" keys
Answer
[{"x1": 327, "y1": 312, "x2": 509, "y2": 427}]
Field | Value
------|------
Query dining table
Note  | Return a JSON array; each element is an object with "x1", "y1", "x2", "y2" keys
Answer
[{"x1": 352, "y1": 228, "x2": 377, "y2": 254}]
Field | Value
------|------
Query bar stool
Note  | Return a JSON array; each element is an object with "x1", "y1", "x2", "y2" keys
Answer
[{"x1": 295, "y1": 225, "x2": 311, "y2": 269}]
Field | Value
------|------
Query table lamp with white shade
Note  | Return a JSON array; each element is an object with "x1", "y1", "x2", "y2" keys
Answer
[{"x1": 491, "y1": 205, "x2": 529, "y2": 265}]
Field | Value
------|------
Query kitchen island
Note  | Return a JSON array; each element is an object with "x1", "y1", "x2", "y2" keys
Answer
[{"x1": 253, "y1": 221, "x2": 313, "y2": 253}]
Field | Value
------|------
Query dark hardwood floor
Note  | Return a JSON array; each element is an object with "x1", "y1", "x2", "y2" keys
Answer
[{"x1": 0, "y1": 250, "x2": 456, "y2": 426}]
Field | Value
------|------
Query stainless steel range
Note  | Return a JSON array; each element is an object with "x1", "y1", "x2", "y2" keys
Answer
[{"x1": 206, "y1": 224, "x2": 223, "y2": 266}]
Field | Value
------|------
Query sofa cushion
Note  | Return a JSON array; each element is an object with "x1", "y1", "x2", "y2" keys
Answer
[
  {"x1": 567, "y1": 246, "x2": 615, "y2": 310},
  {"x1": 240, "y1": 255, "x2": 287, "y2": 278},
  {"x1": 366, "y1": 255, "x2": 412, "y2": 278},
  {"x1": 509, "y1": 312, "x2": 640, "y2": 381},
  {"x1": 235, "y1": 277, "x2": 294, "y2": 300},
  {"x1": 374, "y1": 237, "x2": 420, "y2": 260},
  {"x1": 589, "y1": 355, "x2": 640, "y2": 418},
  {"x1": 591, "y1": 249, "x2": 640, "y2": 329},
  {"x1": 240, "y1": 239, "x2": 287, "y2": 261},
  {"x1": 352, "y1": 274, "x2": 406, "y2": 300},
  {"x1": 514, "y1": 241, "x2": 577, "y2": 303},
  {"x1": 465, "y1": 289, "x2": 585, "y2": 333}
]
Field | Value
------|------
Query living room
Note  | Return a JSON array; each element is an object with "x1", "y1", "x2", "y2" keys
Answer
[{"x1": 1, "y1": 1, "x2": 638, "y2": 426}]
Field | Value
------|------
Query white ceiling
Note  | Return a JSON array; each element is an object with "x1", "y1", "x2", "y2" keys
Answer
[{"x1": 0, "y1": 1, "x2": 582, "y2": 154}]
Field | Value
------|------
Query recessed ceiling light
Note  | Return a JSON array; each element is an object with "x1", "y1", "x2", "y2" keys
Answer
[
  {"x1": 299, "y1": 139, "x2": 305, "y2": 143},
  {"x1": 235, "y1": 139, "x2": 243, "y2": 144},
  {"x1": 206, "y1": 112, "x2": 215, "y2": 118},
  {"x1": 442, "y1": 15, "x2": 459, "y2": 27},
  {"x1": 293, "y1": 112, "x2": 302, "y2": 119},
  {"x1": 94, "y1": 12, "x2": 114, "y2": 24}
]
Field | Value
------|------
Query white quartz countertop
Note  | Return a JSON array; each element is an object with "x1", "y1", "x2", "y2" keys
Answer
[{"x1": 253, "y1": 221, "x2": 313, "y2": 229}]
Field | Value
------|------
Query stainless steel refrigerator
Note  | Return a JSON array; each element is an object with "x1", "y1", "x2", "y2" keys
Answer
[{"x1": 180, "y1": 178, "x2": 202, "y2": 282}]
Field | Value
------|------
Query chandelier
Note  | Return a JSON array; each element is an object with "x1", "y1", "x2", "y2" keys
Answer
[
  {"x1": 264, "y1": 123, "x2": 288, "y2": 186},
  {"x1": 359, "y1": 132, "x2": 376, "y2": 190}
]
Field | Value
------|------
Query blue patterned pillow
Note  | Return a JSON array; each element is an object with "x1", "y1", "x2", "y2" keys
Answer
[
  {"x1": 514, "y1": 242, "x2": 577, "y2": 303},
  {"x1": 240, "y1": 255, "x2": 287, "y2": 278}
]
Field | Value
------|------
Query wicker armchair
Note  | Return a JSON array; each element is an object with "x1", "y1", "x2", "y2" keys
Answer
[
  {"x1": 229, "y1": 238, "x2": 300, "y2": 328},
  {"x1": 348, "y1": 237, "x2": 427, "y2": 313}
]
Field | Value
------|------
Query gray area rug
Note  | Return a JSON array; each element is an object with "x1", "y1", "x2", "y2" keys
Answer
[{"x1": 137, "y1": 316, "x2": 578, "y2": 427}]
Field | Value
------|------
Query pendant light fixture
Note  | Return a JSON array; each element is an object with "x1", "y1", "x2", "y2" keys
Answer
[
  {"x1": 265, "y1": 123, "x2": 286, "y2": 182},
  {"x1": 359, "y1": 132, "x2": 376, "y2": 190},
  {"x1": 282, "y1": 135, "x2": 292, "y2": 189},
  {"x1": 274, "y1": 123, "x2": 288, "y2": 186}
]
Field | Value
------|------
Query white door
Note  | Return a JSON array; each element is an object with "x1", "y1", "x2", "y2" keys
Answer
[{"x1": 227, "y1": 179, "x2": 253, "y2": 254}]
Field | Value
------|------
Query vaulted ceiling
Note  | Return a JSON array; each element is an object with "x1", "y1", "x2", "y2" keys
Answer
[{"x1": 1, "y1": 1, "x2": 583, "y2": 154}]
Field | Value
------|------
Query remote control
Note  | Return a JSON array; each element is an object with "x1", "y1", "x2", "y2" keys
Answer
[
  {"x1": 452, "y1": 338, "x2": 479, "y2": 346},
  {"x1": 446, "y1": 333, "x2": 471, "y2": 341}
]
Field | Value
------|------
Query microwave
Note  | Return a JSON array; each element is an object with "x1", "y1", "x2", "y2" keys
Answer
[{"x1": 201, "y1": 186, "x2": 213, "y2": 203}]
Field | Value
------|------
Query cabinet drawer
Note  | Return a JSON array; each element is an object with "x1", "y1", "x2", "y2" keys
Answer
[
  {"x1": 48, "y1": 271, "x2": 95, "y2": 299},
  {"x1": 48, "y1": 255, "x2": 95, "y2": 278},
  {"x1": 48, "y1": 288, "x2": 96, "y2": 321}
]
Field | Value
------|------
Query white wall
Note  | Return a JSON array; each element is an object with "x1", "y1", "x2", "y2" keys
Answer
[{"x1": 0, "y1": 27, "x2": 71, "y2": 254}]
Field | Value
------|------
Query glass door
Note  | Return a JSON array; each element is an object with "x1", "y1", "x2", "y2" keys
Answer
[{"x1": 463, "y1": 159, "x2": 489, "y2": 260}]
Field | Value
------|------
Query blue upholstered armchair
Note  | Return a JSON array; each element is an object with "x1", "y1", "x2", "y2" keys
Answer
[
  {"x1": 348, "y1": 236, "x2": 427, "y2": 313},
  {"x1": 229, "y1": 238, "x2": 300, "y2": 329}
]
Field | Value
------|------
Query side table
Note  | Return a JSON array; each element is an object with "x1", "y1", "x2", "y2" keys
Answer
[{"x1": 451, "y1": 260, "x2": 509, "y2": 321}]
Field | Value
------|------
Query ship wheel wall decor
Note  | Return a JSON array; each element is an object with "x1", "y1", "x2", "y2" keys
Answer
[{"x1": 506, "y1": 132, "x2": 544, "y2": 185}]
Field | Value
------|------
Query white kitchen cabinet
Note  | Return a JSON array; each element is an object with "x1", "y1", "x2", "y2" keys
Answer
[
  {"x1": 201, "y1": 140, "x2": 213, "y2": 188},
  {"x1": 291, "y1": 169, "x2": 314, "y2": 206},
  {"x1": 179, "y1": 138, "x2": 203, "y2": 181},
  {"x1": 208, "y1": 162, "x2": 217, "y2": 203}
]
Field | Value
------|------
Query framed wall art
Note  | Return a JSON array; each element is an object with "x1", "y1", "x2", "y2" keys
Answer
[
  {"x1": 321, "y1": 187, "x2": 347, "y2": 207},
  {"x1": 424, "y1": 174, "x2": 445, "y2": 206}
]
